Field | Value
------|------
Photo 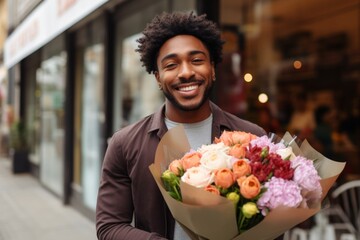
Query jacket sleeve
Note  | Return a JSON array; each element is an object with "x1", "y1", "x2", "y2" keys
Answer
[{"x1": 95, "y1": 133, "x2": 167, "y2": 240}]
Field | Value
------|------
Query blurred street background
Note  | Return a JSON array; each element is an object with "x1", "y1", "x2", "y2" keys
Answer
[
  {"x1": 0, "y1": 0, "x2": 359, "y2": 239},
  {"x1": 0, "y1": 157, "x2": 97, "y2": 240}
]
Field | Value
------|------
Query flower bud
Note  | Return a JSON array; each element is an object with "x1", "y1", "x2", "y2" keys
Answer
[
  {"x1": 161, "y1": 169, "x2": 179, "y2": 186},
  {"x1": 226, "y1": 192, "x2": 240, "y2": 207},
  {"x1": 261, "y1": 147, "x2": 269, "y2": 158},
  {"x1": 276, "y1": 147, "x2": 295, "y2": 160},
  {"x1": 242, "y1": 202, "x2": 259, "y2": 218},
  {"x1": 168, "y1": 159, "x2": 184, "y2": 176}
]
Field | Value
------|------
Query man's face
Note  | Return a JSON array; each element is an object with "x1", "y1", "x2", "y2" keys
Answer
[{"x1": 155, "y1": 35, "x2": 215, "y2": 112}]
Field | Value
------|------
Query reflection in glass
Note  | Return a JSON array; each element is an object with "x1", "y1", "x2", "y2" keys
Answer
[
  {"x1": 81, "y1": 44, "x2": 105, "y2": 210},
  {"x1": 120, "y1": 34, "x2": 163, "y2": 126},
  {"x1": 38, "y1": 52, "x2": 67, "y2": 197}
]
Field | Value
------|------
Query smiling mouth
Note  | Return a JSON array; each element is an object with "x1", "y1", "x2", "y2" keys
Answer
[{"x1": 178, "y1": 85, "x2": 199, "y2": 91}]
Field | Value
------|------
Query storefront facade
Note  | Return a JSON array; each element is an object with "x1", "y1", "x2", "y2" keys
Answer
[
  {"x1": 4, "y1": 0, "x2": 211, "y2": 220},
  {"x1": 4, "y1": 0, "x2": 359, "y2": 221}
]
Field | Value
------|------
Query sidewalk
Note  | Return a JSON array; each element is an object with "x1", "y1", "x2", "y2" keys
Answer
[{"x1": 0, "y1": 157, "x2": 98, "y2": 240}]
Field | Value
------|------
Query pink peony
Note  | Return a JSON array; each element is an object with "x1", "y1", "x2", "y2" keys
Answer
[
  {"x1": 291, "y1": 156, "x2": 322, "y2": 203},
  {"x1": 250, "y1": 136, "x2": 286, "y2": 153},
  {"x1": 257, "y1": 177, "x2": 303, "y2": 215}
]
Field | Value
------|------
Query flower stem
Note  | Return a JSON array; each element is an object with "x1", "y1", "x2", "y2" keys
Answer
[
  {"x1": 173, "y1": 185, "x2": 181, "y2": 201},
  {"x1": 238, "y1": 213, "x2": 245, "y2": 231}
]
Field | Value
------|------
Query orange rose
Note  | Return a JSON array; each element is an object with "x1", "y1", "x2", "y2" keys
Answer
[
  {"x1": 214, "y1": 130, "x2": 233, "y2": 146},
  {"x1": 228, "y1": 144, "x2": 247, "y2": 158},
  {"x1": 214, "y1": 168, "x2": 235, "y2": 189},
  {"x1": 215, "y1": 131, "x2": 258, "y2": 147},
  {"x1": 168, "y1": 159, "x2": 183, "y2": 176},
  {"x1": 236, "y1": 176, "x2": 246, "y2": 186},
  {"x1": 239, "y1": 175, "x2": 261, "y2": 199},
  {"x1": 232, "y1": 159, "x2": 251, "y2": 179},
  {"x1": 204, "y1": 185, "x2": 220, "y2": 195},
  {"x1": 231, "y1": 131, "x2": 257, "y2": 145},
  {"x1": 181, "y1": 152, "x2": 201, "y2": 170}
]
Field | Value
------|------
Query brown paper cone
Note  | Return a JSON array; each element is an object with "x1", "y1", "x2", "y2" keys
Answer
[{"x1": 149, "y1": 126, "x2": 346, "y2": 240}]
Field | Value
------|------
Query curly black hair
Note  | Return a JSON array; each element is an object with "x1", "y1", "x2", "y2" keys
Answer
[{"x1": 136, "y1": 11, "x2": 224, "y2": 74}]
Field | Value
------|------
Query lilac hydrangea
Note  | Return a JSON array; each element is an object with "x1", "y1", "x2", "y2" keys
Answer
[
  {"x1": 291, "y1": 156, "x2": 322, "y2": 203},
  {"x1": 257, "y1": 177, "x2": 303, "y2": 215},
  {"x1": 250, "y1": 135, "x2": 286, "y2": 153}
]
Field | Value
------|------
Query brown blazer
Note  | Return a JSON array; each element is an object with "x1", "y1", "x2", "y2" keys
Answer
[{"x1": 96, "y1": 102, "x2": 266, "y2": 240}]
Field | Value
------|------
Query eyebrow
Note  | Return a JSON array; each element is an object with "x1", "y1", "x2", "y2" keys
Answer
[{"x1": 160, "y1": 50, "x2": 207, "y2": 64}]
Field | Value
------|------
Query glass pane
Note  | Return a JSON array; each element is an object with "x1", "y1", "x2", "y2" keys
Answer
[
  {"x1": 120, "y1": 33, "x2": 163, "y2": 126},
  {"x1": 112, "y1": 0, "x2": 168, "y2": 131},
  {"x1": 81, "y1": 43, "x2": 105, "y2": 210},
  {"x1": 38, "y1": 52, "x2": 67, "y2": 197}
]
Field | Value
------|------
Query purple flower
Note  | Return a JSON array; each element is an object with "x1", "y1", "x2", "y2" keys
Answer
[
  {"x1": 291, "y1": 156, "x2": 322, "y2": 203},
  {"x1": 257, "y1": 177, "x2": 302, "y2": 215},
  {"x1": 250, "y1": 136, "x2": 286, "y2": 154}
]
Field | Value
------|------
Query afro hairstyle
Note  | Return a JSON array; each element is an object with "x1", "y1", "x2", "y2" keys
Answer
[{"x1": 136, "y1": 11, "x2": 224, "y2": 74}]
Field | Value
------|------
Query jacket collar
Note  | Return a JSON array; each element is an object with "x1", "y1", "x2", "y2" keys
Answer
[
  {"x1": 148, "y1": 101, "x2": 233, "y2": 139},
  {"x1": 209, "y1": 101, "x2": 234, "y2": 139},
  {"x1": 148, "y1": 103, "x2": 168, "y2": 139}
]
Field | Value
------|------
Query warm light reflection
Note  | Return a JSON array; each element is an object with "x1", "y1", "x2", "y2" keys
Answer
[
  {"x1": 293, "y1": 60, "x2": 302, "y2": 69},
  {"x1": 258, "y1": 93, "x2": 268, "y2": 103},
  {"x1": 244, "y1": 73, "x2": 253, "y2": 82}
]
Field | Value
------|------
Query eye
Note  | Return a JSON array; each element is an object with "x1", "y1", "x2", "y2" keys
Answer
[
  {"x1": 192, "y1": 58, "x2": 204, "y2": 64},
  {"x1": 164, "y1": 62, "x2": 177, "y2": 70}
]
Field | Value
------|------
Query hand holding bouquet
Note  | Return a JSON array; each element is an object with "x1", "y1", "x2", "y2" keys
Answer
[{"x1": 149, "y1": 126, "x2": 345, "y2": 240}]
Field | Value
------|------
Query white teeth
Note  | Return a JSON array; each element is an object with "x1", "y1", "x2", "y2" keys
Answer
[{"x1": 179, "y1": 85, "x2": 198, "y2": 91}]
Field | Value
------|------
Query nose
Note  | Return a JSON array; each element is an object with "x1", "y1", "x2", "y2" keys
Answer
[{"x1": 177, "y1": 62, "x2": 195, "y2": 80}]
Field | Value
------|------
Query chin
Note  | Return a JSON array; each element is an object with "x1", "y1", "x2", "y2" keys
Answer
[
  {"x1": 164, "y1": 87, "x2": 212, "y2": 112},
  {"x1": 174, "y1": 98, "x2": 208, "y2": 112}
]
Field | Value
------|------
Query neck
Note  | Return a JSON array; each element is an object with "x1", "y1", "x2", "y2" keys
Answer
[{"x1": 164, "y1": 100, "x2": 211, "y2": 123}]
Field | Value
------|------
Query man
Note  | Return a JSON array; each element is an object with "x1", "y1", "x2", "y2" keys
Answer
[{"x1": 96, "y1": 11, "x2": 266, "y2": 240}]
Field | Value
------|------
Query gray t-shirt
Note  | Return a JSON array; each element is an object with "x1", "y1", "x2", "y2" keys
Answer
[
  {"x1": 165, "y1": 114, "x2": 213, "y2": 150},
  {"x1": 165, "y1": 114, "x2": 213, "y2": 240}
]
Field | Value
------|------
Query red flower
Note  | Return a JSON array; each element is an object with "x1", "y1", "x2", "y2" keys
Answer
[{"x1": 270, "y1": 153, "x2": 294, "y2": 180}]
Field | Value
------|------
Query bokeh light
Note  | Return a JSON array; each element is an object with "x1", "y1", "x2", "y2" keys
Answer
[
  {"x1": 244, "y1": 73, "x2": 253, "y2": 82},
  {"x1": 293, "y1": 60, "x2": 302, "y2": 69},
  {"x1": 258, "y1": 93, "x2": 268, "y2": 103}
]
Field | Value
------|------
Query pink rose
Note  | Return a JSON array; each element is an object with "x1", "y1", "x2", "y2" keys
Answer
[{"x1": 168, "y1": 159, "x2": 183, "y2": 176}]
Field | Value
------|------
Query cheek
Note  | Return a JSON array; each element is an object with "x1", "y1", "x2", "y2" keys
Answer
[{"x1": 162, "y1": 73, "x2": 180, "y2": 87}]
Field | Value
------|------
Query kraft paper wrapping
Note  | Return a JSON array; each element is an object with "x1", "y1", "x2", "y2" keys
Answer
[{"x1": 149, "y1": 125, "x2": 346, "y2": 240}]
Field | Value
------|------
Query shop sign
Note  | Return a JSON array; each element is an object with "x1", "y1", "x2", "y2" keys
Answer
[{"x1": 4, "y1": 0, "x2": 109, "y2": 68}]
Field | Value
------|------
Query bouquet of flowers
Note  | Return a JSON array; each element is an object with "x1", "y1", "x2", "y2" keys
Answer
[{"x1": 149, "y1": 125, "x2": 345, "y2": 240}]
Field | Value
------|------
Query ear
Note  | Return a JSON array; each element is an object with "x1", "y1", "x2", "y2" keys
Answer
[
  {"x1": 211, "y1": 62, "x2": 216, "y2": 80},
  {"x1": 154, "y1": 71, "x2": 160, "y2": 83}
]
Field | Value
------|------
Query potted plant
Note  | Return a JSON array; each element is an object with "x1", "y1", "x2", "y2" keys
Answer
[{"x1": 9, "y1": 120, "x2": 30, "y2": 173}]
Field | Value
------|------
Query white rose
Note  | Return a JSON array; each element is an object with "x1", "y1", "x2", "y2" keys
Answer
[
  {"x1": 276, "y1": 147, "x2": 296, "y2": 160},
  {"x1": 200, "y1": 148, "x2": 233, "y2": 171},
  {"x1": 197, "y1": 142, "x2": 229, "y2": 155},
  {"x1": 181, "y1": 166, "x2": 214, "y2": 188}
]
